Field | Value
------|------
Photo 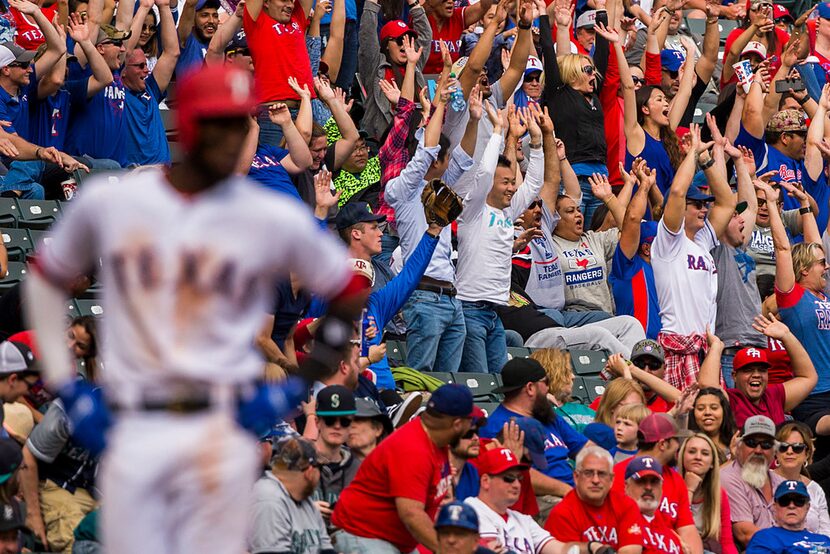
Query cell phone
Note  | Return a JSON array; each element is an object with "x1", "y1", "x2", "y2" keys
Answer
[{"x1": 775, "y1": 78, "x2": 806, "y2": 93}]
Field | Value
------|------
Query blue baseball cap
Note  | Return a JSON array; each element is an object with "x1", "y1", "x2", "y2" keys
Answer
[
  {"x1": 818, "y1": 2, "x2": 830, "y2": 19},
  {"x1": 435, "y1": 501, "x2": 479, "y2": 532},
  {"x1": 639, "y1": 221, "x2": 658, "y2": 246},
  {"x1": 692, "y1": 170, "x2": 708, "y2": 190},
  {"x1": 625, "y1": 455, "x2": 663, "y2": 481},
  {"x1": 583, "y1": 422, "x2": 617, "y2": 451},
  {"x1": 514, "y1": 417, "x2": 549, "y2": 470},
  {"x1": 195, "y1": 0, "x2": 219, "y2": 10},
  {"x1": 427, "y1": 384, "x2": 474, "y2": 418},
  {"x1": 775, "y1": 480, "x2": 810, "y2": 500},
  {"x1": 334, "y1": 201, "x2": 387, "y2": 230},
  {"x1": 686, "y1": 184, "x2": 715, "y2": 202},
  {"x1": 661, "y1": 49, "x2": 685, "y2": 72}
]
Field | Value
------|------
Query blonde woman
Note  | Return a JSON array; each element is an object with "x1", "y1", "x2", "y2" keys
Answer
[
  {"x1": 529, "y1": 348, "x2": 595, "y2": 432},
  {"x1": 678, "y1": 433, "x2": 738, "y2": 554},
  {"x1": 593, "y1": 378, "x2": 645, "y2": 426}
]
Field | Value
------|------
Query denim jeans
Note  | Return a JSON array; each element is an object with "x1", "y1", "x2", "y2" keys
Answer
[
  {"x1": 333, "y1": 530, "x2": 416, "y2": 554},
  {"x1": 721, "y1": 352, "x2": 735, "y2": 388},
  {"x1": 1, "y1": 157, "x2": 121, "y2": 200},
  {"x1": 402, "y1": 290, "x2": 465, "y2": 373},
  {"x1": 460, "y1": 301, "x2": 508, "y2": 374},
  {"x1": 320, "y1": 20, "x2": 359, "y2": 92},
  {"x1": 505, "y1": 329, "x2": 524, "y2": 347},
  {"x1": 257, "y1": 106, "x2": 300, "y2": 147},
  {"x1": 376, "y1": 231, "x2": 399, "y2": 271},
  {"x1": 578, "y1": 174, "x2": 605, "y2": 227}
]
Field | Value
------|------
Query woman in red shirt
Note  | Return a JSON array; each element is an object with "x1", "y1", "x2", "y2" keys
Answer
[{"x1": 721, "y1": 0, "x2": 789, "y2": 88}]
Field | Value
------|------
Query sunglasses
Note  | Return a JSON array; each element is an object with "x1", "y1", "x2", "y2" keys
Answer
[
  {"x1": 666, "y1": 70, "x2": 679, "y2": 79},
  {"x1": 686, "y1": 200, "x2": 710, "y2": 210},
  {"x1": 6, "y1": 62, "x2": 30, "y2": 69},
  {"x1": 743, "y1": 436, "x2": 775, "y2": 450},
  {"x1": 778, "y1": 442, "x2": 808, "y2": 454},
  {"x1": 527, "y1": 200, "x2": 542, "y2": 209},
  {"x1": 390, "y1": 34, "x2": 414, "y2": 46},
  {"x1": 582, "y1": 65, "x2": 596, "y2": 75},
  {"x1": 461, "y1": 427, "x2": 480, "y2": 439},
  {"x1": 101, "y1": 39, "x2": 124, "y2": 47},
  {"x1": 632, "y1": 76, "x2": 645, "y2": 86},
  {"x1": 633, "y1": 359, "x2": 661, "y2": 370},
  {"x1": 497, "y1": 473, "x2": 523, "y2": 484},
  {"x1": 525, "y1": 73, "x2": 542, "y2": 83},
  {"x1": 757, "y1": 197, "x2": 784, "y2": 207},
  {"x1": 776, "y1": 495, "x2": 808, "y2": 508},
  {"x1": 321, "y1": 416, "x2": 353, "y2": 427}
]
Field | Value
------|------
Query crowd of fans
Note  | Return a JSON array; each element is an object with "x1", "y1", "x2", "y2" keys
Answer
[{"x1": 0, "y1": 0, "x2": 828, "y2": 549}]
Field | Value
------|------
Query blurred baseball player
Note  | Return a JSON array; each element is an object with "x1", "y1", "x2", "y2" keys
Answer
[{"x1": 23, "y1": 65, "x2": 366, "y2": 554}]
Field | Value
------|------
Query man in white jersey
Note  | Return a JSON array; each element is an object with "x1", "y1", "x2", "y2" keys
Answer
[
  {"x1": 22, "y1": 65, "x2": 366, "y2": 554},
  {"x1": 652, "y1": 116, "x2": 735, "y2": 389}
]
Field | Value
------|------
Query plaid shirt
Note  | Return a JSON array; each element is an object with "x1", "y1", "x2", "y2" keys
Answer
[
  {"x1": 658, "y1": 332, "x2": 708, "y2": 390},
  {"x1": 377, "y1": 97, "x2": 418, "y2": 230}
]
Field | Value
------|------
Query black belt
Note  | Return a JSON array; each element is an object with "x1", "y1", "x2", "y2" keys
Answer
[
  {"x1": 109, "y1": 384, "x2": 244, "y2": 414},
  {"x1": 416, "y1": 283, "x2": 457, "y2": 296}
]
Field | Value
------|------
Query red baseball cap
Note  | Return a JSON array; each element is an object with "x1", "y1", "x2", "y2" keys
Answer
[
  {"x1": 773, "y1": 3, "x2": 792, "y2": 20},
  {"x1": 638, "y1": 413, "x2": 692, "y2": 443},
  {"x1": 733, "y1": 347, "x2": 771, "y2": 371},
  {"x1": 380, "y1": 20, "x2": 417, "y2": 42},
  {"x1": 476, "y1": 447, "x2": 529, "y2": 475}
]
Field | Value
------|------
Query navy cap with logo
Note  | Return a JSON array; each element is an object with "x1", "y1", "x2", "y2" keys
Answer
[
  {"x1": 625, "y1": 455, "x2": 664, "y2": 481},
  {"x1": 426, "y1": 384, "x2": 474, "y2": 417},
  {"x1": 0, "y1": 439, "x2": 22, "y2": 485},
  {"x1": 435, "y1": 501, "x2": 479, "y2": 532},
  {"x1": 0, "y1": 499, "x2": 24, "y2": 532},
  {"x1": 686, "y1": 184, "x2": 715, "y2": 202},
  {"x1": 316, "y1": 385, "x2": 357, "y2": 416},
  {"x1": 774, "y1": 480, "x2": 810, "y2": 500},
  {"x1": 493, "y1": 358, "x2": 547, "y2": 393},
  {"x1": 335, "y1": 202, "x2": 387, "y2": 230}
]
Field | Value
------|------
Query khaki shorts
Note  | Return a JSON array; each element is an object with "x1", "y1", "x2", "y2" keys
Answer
[{"x1": 40, "y1": 479, "x2": 97, "y2": 554}]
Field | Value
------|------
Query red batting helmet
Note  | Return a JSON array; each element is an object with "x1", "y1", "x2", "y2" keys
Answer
[{"x1": 176, "y1": 65, "x2": 257, "y2": 152}]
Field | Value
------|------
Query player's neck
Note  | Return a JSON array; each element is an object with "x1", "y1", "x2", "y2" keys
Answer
[{"x1": 167, "y1": 163, "x2": 224, "y2": 195}]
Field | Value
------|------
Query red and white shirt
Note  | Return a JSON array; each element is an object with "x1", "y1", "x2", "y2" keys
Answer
[
  {"x1": 465, "y1": 497, "x2": 557, "y2": 554},
  {"x1": 641, "y1": 511, "x2": 684, "y2": 554},
  {"x1": 613, "y1": 459, "x2": 696, "y2": 530},
  {"x1": 422, "y1": 8, "x2": 466, "y2": 75},
  {"x1": 545, "y1": 489, "x2": 644, "y2": 548},
  {"x1": 12, "y1": 3, "x2": 58, "y2": 50}
]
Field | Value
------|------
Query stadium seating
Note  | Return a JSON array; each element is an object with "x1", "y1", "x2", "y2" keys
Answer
[
  {"x1": 386, "y1": 339, "x2": 407, "y2": 367},
  {"x1": 451, "y1": 372, "x2": 503, "y2": 402},
  {"x1": 507, "y1": 346, "x2": 532, "y2": 359},
  {"x1": 15, "y1": 199, "x2": 60, "y2": 230},
  {"x1": 582, "y1": 376, "x2": 607, "y2": 403},
  {"x1": 0, "y1": 228, "x2": 33, "y2": 262},
  {"x1": 0, "y1": 198, "x2": 19, "y2": 227},
  {"x1": 0, "y1": 262, "x2": 27, "y2": 295},
  {"x1": 73, "y1": 299, "x2": 105, "y2": 318},
  {"x1": 569, "y1": 349, "x2": 608, "y2": 376}
]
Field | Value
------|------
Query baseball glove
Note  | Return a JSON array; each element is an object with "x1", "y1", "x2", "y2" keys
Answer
[{"x1": 421, "y1": 178, "x2": 463, "y2": 227}]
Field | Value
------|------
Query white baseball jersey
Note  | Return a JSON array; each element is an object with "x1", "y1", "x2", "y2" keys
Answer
[
  {"x1": 464, "y1": 497, "x2": 556, "y2": 554},
  {"x1": 37, "y1": 169, "x2": 352, "y2": 394}
]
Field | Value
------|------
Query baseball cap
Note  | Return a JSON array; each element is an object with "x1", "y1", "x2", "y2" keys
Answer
[
  {"x1": 736, "y1": 201, "x2": 749, "y2": 215},
  {"x1": 513, "y1": 417, "x2": 549, "y2": 469},
  {"x1": 686, "y1": 184, "x2": 715, "y2": 202},
  {"x1": 819, "y1": 2, "x2": 830, "y2": 19},
  {"x1": 493, "y1": 358, "x2": 547, "y2": 393},
  {"x1": 3, "y1": 403, "x2": 33, "y2": 443},
  {"x1": 195, "y1": 0, "x2": 220, "y2": 10},
  {"x1": 0, "y1": 42, "x2": 35, "y2": 69},
  {"x1": 733, "y1": 347, "x2": 771, "y2": 372},
  {"x1": 773, "y1": 3, "x2": 793, "y2": 20},
  {"x1": 626, "y1": 455, "x2": 664, "y2": 480},
  {"x1": 272, "y1": 437, "x2": 318, "y2": 471},
  {"x1": 0, "y1": 500, "x2": 24, "y2": 533},
  {"x1": 354, "y1": 397, "x2": 394, "y2": 434},
  {"x1": 747, "y1": 0, "x2": 773, "y2": 10},
  {"x1": 335, "y1": 202, "x2": 386, "y2": 230},
  {"x1": 224, "y1": 31, "x2": 248, "y2": 55},
  {"x1": 0, "y1": 439, "x2": 21, "y2": 485},
  {"x1": 661, "y1": 49, "x2": 685, "y2": 72},
  {"x1": 583, "y1": 422, "x2": 616, "y2": 452},
  {"x1": 380, "y1": 20, "x2": 417, "y2": 42},
  {"x1": 775, "y1": 480, "x2": 810, "y2": 500},
  {"x1": 576, "y1": 10, "x2": 597, "y2": 29},
  {"x1": 427, "y1": 384, "x2": 474, "y2": 417},
  {"x1": 316, "y1": 385, "x2": 357, "y2": 416},
  {"x1": 631, "y1": 339, "x2": 664, "y2": 365},
  {"x1": 477, "y1": 446, "x2": 530, "y2": 475},
  {"x1": 95, "y1": 24, "x2": 132, "y2": 45},
  {"x1": 639, "y1": 221, "x2": 658, "y2": 246},
  {"x1": 349, "y1": 258, "x2": 375, "y2": 286},
  {"x1": 435, "y1": 501, "x2": 479, "y2": 532},
  {"x1": 742, "y1": 415, "x2": 776, "y2": 439},
  {"x1": 0, "y1": 341, "x2": 37, "y2": 375},
  {"x1": 524, "y1": 56, "x2": 543, "y2": 77},
  {"x1": 638, "y1": 413, "x2": 693, "y2": 443},
  {"x1": 741, "y1": 41, "x2": 768, "y2": 60},
  {"x1": 766, "y1": 109, "x2": 807, "y2": 133}
]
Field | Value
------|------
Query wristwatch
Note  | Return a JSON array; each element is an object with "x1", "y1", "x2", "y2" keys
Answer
[
  {"x1": 698, "y1": 157, "x2": 715, "y2": 170},
  {"x1": 800, "y1": 206, "x2": 812, "y2": 215}
]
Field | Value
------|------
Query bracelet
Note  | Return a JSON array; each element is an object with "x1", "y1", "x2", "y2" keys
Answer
[
  {"x1": 699, "y1": 157, "x2": 714, "y2": 170},
  {"x1": 529, "y1": 142, "x2": 542, "y2": 150},
  {"x1": 34, "y1": 147, "x2": 41, "y2": 160},
  {"x1": 518, "y1": 21, "x2": 532, "y2": 29},
  {"x1": 800, "y1": 206, "x2": 812, "y2": 214},
  {"x1": 797, "y1": 95, "x2": 810, "y2": 105},
  {"x1": 559, "y1": 156, "x2": 567, "y2": 161}
]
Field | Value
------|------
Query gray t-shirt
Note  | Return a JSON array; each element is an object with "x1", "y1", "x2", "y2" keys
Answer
[
  {"x1": 27, "y1": 399, "x2": 71, "y2": 463},
  {"x1": 248, "y1": 472, "x2": 333, "y2": 554},
  {"x1": 711, "y1": 243, "x2": 766, "y2": 348},
  {"x1": 444, "y1": 80, "x2": 505, "y2": 158},
  {"x1": 550, "y1": 229, "x2": 620, "y2": 313},
  {"x1": 748, "y1": 209, "x2": 800, "y2": 277}
]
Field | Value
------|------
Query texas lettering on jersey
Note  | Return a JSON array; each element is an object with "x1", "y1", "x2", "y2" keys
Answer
[
  {"x1": 105, "y1": 80, "x2": 126, "y2": 112},
  {"x1": 582, "y1": 526, "x2": 619, "y2": 544},
  {"x1": 271, "y1": 19, "x2": 301, "y2": 36},
  {"x1": 642, "y1": 522, "x2": 682, "y2": 554},
  {"x1": 561, "y1": 246, "x2": 603, "y2": 287},
  {"x1": 814, "y1": 299, "x2": 830, "y2": 330}
]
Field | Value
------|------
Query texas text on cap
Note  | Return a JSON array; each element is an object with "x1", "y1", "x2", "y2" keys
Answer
[
  {"x1": 774, "y1": 480, "x2": 810, "y2": 500},
  {"x1": 0, "y1": 500, "x2": 24, "y2": 533},
  {"x1": 660, "y1": 49, "x2": 685, "y2": 72},
  {"x1": 435, "y1": 501, "x2": 479, "y2": 532},
  {"x1": 733, "y1": 347, "x2": 771, "y2": 371},
  {"x1": 630, "y1": 339, "x2": 664, "y2": 364},
  {"x1": 0, "y1": 341, "x2": 37, "y2": 375},
  {"x1": 625, "y1": 455, "x2": 664, "y2": 480},
  {"x1": 742, "y1": 415, "x2": 776, "y2": 438},
  {"x1": 576, "y1": 10, "x2": 596, "y2": 28},
  {"x1": 477, "y1": 447, "x2": 530, "y2": 475},
  {"x1": 0, "y1": 439, "x2": 22, "y2": 485},
  {"x1": 272, "y1": 437, "x2": 317, "y2": 471},
  {"x1": 0, "y1": 42, "x2": 35, "y2": 69},
  {"x1": 380, "y1": 20, "x2": 417, "y2": 41},
  {"x1": 493, "y1": 358, "x2": 546, "y2": 393},
  {"x1": 427, "y1": 384, "x2": 474, "y2": 417},
  {"x1": 316, "y1": 385, "x2": 357, "y2": 417},
  {"x1": 95, "y1": 24, "x2": 132, "y2": 45},
  {"x1": 335, "y1": 202, "x2": 387, "y2": 230},
  {"x1": 638, "y1": 413, "x2": 693, "y2": 443}
]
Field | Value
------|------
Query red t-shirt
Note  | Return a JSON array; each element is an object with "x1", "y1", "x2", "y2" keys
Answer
[
  {"x1": 12, "y1": 3, "x2": 58, "y2": 50},
  {"x1": 720, "y1": 27, "x2": 789, "y2": 88},
  {"x1": 331, "y1": 417, "x2": 452, "y2": 552},
  {"x1": 641, "y1": 511, "x2": 684, "y2": 554},
  {"x1": 545, "y1": 489, "x2": 644, "y2": 547},
  {"x1": 766, "y1": 337, "x2": 793, "y2": 384},
  {"x1": 726, "y1": 381, "x2": 786, "y2": 428},
  {"x1": 806, "y1": 19, "x2": 830, "y2": 78},
  {"x1": 422, "y1": 8, "x2": 466, "y2": 75},
  {"x1": 243, "y1": 2, "x2": 316, "y2": 103},
  {"x1": 612, "y1": 459, "x2": 695, "y2": 530}
]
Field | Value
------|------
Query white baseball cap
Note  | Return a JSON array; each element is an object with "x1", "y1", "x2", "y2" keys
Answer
[
  {"x1": 741, "y1": 41, "x2": 767, "y2": 60},
  {"x1": 576, "y1": 10, "x2": 597, "y2": 29},
  {"x1": 524, "y1": 55, "x2": 543, "y2": 75},
  {"x1": 0, "y1": 42, "x2": 35, "y2": 69},
  {"x1": 0, "y1": 342, "x2": 36, "y2": 375}
]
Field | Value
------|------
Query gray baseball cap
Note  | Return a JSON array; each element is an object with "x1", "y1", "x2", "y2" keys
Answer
[
  {"x1": 631, "y1": 339, "x2": 665, "y2": 365},
  {"x1": 742, "y1": 415, "x2": 776, "y2": 439}
]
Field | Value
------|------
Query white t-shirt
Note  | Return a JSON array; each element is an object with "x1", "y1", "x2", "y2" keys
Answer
[
  {"x1": 37, "y1": 170, "x2": 352, "y2": 396},
  {"x1": 551, "y1": 228, "x2": 619, "y2": 313},
  {"x1": 464, "y1": 497, "x2": 557, "y2": 554},
  {"x1": 523, "y1": 205, "x2": 565, "y2": 311},
  {"x1": 651, "y1": 218, "x2": 718, "y2": 335},
  {"x1": 455, "y1": 134, "x2": 544, "y2": 304}
]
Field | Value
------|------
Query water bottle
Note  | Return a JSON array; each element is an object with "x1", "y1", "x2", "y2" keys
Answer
[{"x1": 449, "y1": 72, "x2": 466, "y2": 112}]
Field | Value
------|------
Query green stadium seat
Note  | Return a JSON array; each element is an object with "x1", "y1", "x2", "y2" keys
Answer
[
  {"x1": 0, "y1": 262, "x2": 27, "y2": 295},
  {"x1": 0, "y1": 228, "x2": 33, "y2": 261},
  {"x1": 25, "y1": 229, "x2": 51, "y2": 251},
  {"x1": 451, "y1": 372, "x2": 503, "y2": 401},
  {"x1": 570, "y1": 349, "x2": 608, "y2": 376},
  {"x1": 15, "y1": 199, "x2": 60, "y2": 230},
  {"x1": 507, "y1": 346, "x2": 532, "y2": 359},
  {"x1": 0, "y1": 198, "x2": 18, "y2": 227},
  {"x1": 74, "y1": 298, "x2": 105, "y2": 318},
  {"x1": 386, "y1": 340, "x2": 407, "y2": 367},
  {"x1": 582, "y1": 376, "x2": 607, "y2": 403},
  {"x1": 571, "y1": 377, "x2": 590, "y2": 404},
  {"x1": 429, "y1": 372, "x2": 454, "y2": 385}
]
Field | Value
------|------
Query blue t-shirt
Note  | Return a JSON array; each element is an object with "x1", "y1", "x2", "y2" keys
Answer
[
  {"x1": 270, "y1": 280, "x2": 311, "y2": 351},
  {"x1": 777, "y1": 283, "x2": 830, "y2": 395},
  {"x1": 124, "y1": 74, "x2": 169, "y2": 166},
  {"x1": 65, "y1": 71, "x2": 126, "y2": 164},
  {"x1": 626, "y1": 132, "x2": 675, "y2": 195},
  {"x1": 249, "y1": 144, "x2": 298, "y2": 199},
  {"x1": 454, "y1": 461, "x2": 480, "y2": 502},
  {"x1": 0, "y1": 70, "x2": 38, "y2": 141},
  {"x1": 175, "y1": 33, "x2": 209, "y2": 77},
  {"x1": 735, "y1": 124, "x2": 806, "y2": 212},
  {"x1": 480, "y1": 405, "x2": 587, "y2": 485},
  {"x1": 746, "y1": 526, "x2": 830, "y2": 554},
  {"x1": 28, "y1": 79, "x2": 88, "y2": 151},
  {"x1": 609, "y1": 246, "x2": 661, "y2": 339},
  {"x1": 320, "y1": 0, "x2": 356, "y2": 23}
]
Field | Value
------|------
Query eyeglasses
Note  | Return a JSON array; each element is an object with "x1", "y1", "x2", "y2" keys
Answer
[
  {"x1": 496, "y1": 473, "x2": 523, "y2": 484},
  {"x1": 743, "y1": 436, "x2": 775, "y2": 450},
  {"x1": 354, "y1": 145, "x2": 369, "y2": 153},
  {"x1": 321, "y1": 416, "x2": 353, "y2": 427},
  {"x1": 128, "y1": 62, "x2": 148, "y2": 69},
  {"x1": 582, "y1": 65, "x2": 595, "y2": 75},
  {"x1": 525, "y1": 73, "x2": 542, "y2": 83},
  {"x1": 101, "y1": 39, "x2": 124, "y2": 47},
  {"x1": 778, "y1": 442, "x2": 808, "y2": 454},
  {"x1": 776, "y1": 495, "x2": 808, "y2": 508},
  {"x1": 686, "y1": 200, "x2": 710, "y2": 210},
  {"x1": 24, "y1": 377, "x2": 43, "y2": 393},
  {"x1": 633, "y1": 359, "x2": 661, "y2": 370},
  {"x1": 578, "y1": 469, "x2": 611, "y2": 479}
]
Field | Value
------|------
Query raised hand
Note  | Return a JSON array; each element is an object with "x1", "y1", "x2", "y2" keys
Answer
[
  {"x1": 288, "y1": 77, "x2": 311, "y2": 100},
  {"x1": 9, "y1": 0, "x2": 39, "y2": 15},
  {"x1": 705, "y1": 325, "x2": 723, "y2": 350},
  {"x1": 820, "y1": 83, "x2": 830, "y2": 112},
  {"x1": 314, "y1": 75, "x2": 336, "y2": 104},
  {"x1": 312, "y1": 0, "x2": 331, "y2": 21},
  {"x1": 553, "y1": 0, "x2": 572, "y2": 28},
  {"x1": 537, "y1": 105, "x2": 554, "y2": 135},
  {"x1": 468, "y1": 84, "x2": 483, "y2": 121},
  {"x1": 519, "y1": 0, "x2": 534, "y2": 26},
  {"x1": 752, "y1": 313, "x2": 790, "y2": 339},
  {"x1": 514, "y1": 225, "x2": 545, "y2": 252},
  {"x1": 738, "y1": 145, "x2": 756, "y2": 175},
  {"x1": 268, "y1": 102, "x2": 294, "y2": 126},
  {"x1": 67, "y1": 11, "x2": 90, "y2": 42},
  {"x1": 555, "y1": 138, "x2": 566, "y2": 160},
  {"x1": 486, "y1": 103, "x2": 504, "y2": 134},
  {"x1": 594, "y1": 21, "x2": 620, "y2": 43},
  {"x1": 500, "y1": 419, "x2": 525, "y2": 461},
  {"x1": 378, "y1": 79, "x2": 401, "y2": 106},
  {"x1": 780, "y1": 181, "x2": 810, "y2": 206},
  {"x1": 507, "y1": 105, "x2": 527, "y2": 138},
  {"x1": 403, "y1": 34, "x2": 422, "y2": 65},
  {"x1": 588, "y1": 172, "x2": 613, "y2": 201},
  {"x1": 332, "y1": 87, "x2": 353, "y2": 113},
  {"x1": 522, "y1": 104, "x2": 542, "y2": 143},
  {"x1": 439, "y1": 40, "x2": 452, "y2": 71},
  {"x1": 647, "y1": 7, "x2": 669, "y2": 34},
  {"x1": 314, "y1": 168, "x2": 341, "y2": 210}
]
